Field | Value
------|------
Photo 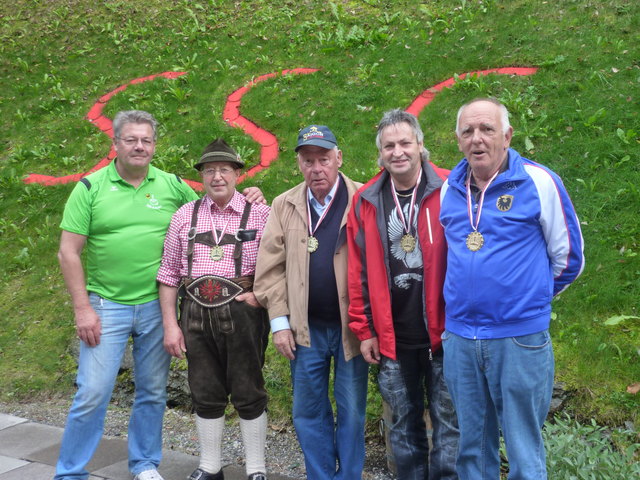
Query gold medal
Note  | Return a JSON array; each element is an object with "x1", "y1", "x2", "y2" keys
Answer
[
  {"x1": 400, "y1": 234, "x2": 416, "y2": 253},
  {"x1": 210, "y1": 245, "x2": 224, "y2": 261},
  {"x1": 465, "y1": 169, "x2": 499, "y2": 253},
  {"x1": 390, "y1": 174, "x2": 421, "y2": 256},
  {"x1": 307, "y1": 235, "x2": 319, "y2": 253},
  {"x1": 205, "y1": 198, "x2": 231, "y2": 263},
  {"x1": 466, "y1": 231, "x2": 484, "y2": 251}
]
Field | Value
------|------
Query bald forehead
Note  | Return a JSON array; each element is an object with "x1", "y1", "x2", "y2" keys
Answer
[
  {"x1": 461, "y1": 100, "x2": 501, "y2": 118},
  {"x1": 459, "y1": 102, "x2": 503, "y2": 130}
]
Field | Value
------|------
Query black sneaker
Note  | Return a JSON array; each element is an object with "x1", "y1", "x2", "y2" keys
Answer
[{"x1": 247, "y1": 473, "x2": 267, "y2": 480}]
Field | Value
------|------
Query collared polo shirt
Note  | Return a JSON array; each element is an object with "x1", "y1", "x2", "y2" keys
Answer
[
  {"x1": 60, "y1": 160, "x2": 199, "y2": 304},
  {"x1": 307, "y1": 176, "x2": 340, "y2": 217}
]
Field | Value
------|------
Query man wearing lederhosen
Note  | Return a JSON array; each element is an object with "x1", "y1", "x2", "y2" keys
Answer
[{"x1": 157, "y1": 139, "x2": 271, "y2": 480}]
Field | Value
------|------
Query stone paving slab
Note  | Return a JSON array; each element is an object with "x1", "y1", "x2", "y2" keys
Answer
[
  {"x1": 29, "y1": 436, "x2": 128, "y2": 472},
  {"x1": 0, "y1": 461, "x2": 56, "y2": 480},
  {"x1": 0, "y1": 455, "x2": 29, "y2": 476},
  {"x1": 0, "y1": 415, "x2": 27, "y2": 431},
  {"x1": 0, "y1": 413, "x2": 294, "y2": 480},
  {"x1": 0, "y1": 422, "x2": 62, "y2": 457}
]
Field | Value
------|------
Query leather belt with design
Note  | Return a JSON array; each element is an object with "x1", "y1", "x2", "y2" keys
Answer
[{"x1": 184, "y1": 275, "x2": 253, "y2": 308}]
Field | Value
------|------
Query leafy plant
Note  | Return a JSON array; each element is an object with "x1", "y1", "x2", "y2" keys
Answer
[
  {"x1": 543, "y1": 415, "x2": 640, "y2": 479},
  {"x1": 215, "y1": 58, "x2": 238, "y2": 73}
]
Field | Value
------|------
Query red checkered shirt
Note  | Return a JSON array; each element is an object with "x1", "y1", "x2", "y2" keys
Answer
[{"x1": 157, "y1": 191, "x2": 270, "y2": 287}]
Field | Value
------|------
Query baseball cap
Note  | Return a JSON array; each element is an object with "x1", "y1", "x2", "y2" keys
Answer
[{"x1": 295, "y1": 125, "x2": 338, "y2": 152}]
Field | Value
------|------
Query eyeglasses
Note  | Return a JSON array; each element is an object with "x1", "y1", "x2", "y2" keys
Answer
[
  {"x1": 201, "y1": 166, "x2": 236, "y2": 177},
  {"x1": 117, "y1": 137, "x2": 155, "y2": 147}
]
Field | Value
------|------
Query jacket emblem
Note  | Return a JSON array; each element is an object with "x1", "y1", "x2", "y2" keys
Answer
[{"x1": 496, "y1": 195, "x2": 513, "y2": 212}]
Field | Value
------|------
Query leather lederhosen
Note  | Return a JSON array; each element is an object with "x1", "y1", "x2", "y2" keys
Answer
[{"x1": 178, "y1": 198, "x2": 269, "y2": 419}]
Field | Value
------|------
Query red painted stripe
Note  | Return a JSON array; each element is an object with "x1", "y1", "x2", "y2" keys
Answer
[
  {"x1": 222, "y1": 69, "x2": 320, "y2": 183},
  {"x1": 405, "y1": 67, "x2": 538, "y2": 115},
  {"x1": 24, "y1": 66, "x2": 537, "y2": 188},
  {"x1": 24, "y1": 72, "x2": 188, "y2": 185}
]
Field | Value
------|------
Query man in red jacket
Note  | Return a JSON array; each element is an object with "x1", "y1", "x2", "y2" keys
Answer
[{"x1": 347, "y1": 109, "x2": 459, "y2": 479}]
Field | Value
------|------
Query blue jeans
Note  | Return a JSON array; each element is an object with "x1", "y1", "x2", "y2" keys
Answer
[
  {"x1": 378, "y1": 348, "x2": 459, "y2": 480},
  {"x1": 290, "y1": 324, "x2": 369, "y2": 480},
  {"x1": 55, "y1": 295, "x2": 171, "y2": 479},
  {"x1": 442, "y1": 330, "x2": 554, "y2": 480}
]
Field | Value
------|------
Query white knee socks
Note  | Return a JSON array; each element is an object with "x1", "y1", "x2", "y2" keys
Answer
[
  {"x1": 239, "y1": 411, "x2": 267, "y2": 475},
  {"x1": 196, "y1": 414, "x2": 224, "y2": 474}
]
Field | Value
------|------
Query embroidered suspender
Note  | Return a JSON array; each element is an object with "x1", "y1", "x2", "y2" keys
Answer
[{"x1": 186, "y1": 198, "x2": 253, "y2": 278}]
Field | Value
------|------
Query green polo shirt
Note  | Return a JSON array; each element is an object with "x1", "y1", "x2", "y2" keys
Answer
[{"x1": 60, "y1": 161, "x2": 199, "y2": 304}]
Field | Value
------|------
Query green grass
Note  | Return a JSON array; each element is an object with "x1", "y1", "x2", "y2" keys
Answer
[{"x1": 1, "y1": 0, "x2": 639, "y2": 464}]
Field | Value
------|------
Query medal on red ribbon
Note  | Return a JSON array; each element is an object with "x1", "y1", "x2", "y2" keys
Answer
[
  {"x1": 465, "y1": 169, "x2": 500, "y2": 252},
  {"x1": 208, "y1": 201, "x2": 232, "y2": 261},
  {"x1": 391, "y1": 173, "x2": 422, "y2": 253},
  {"x1": 306, "y1": 185, "x2": 337, "y2": 254}
]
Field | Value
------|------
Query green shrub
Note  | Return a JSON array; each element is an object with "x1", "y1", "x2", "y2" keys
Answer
[{"x1": 543, "y1": 414, "x2": 640, "y2": 479}]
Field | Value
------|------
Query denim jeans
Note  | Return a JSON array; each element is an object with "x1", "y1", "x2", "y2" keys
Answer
[
  {"x1": 290, "y1": 324, "x2": 369, "y2": 480},
  {"x1": 442, "y1": 330, "x2": 554, "y2": 480},
  {"x1": 55, "y1": 295, "x2": 171, "y2": 479},
  {"x1": 378, "y1": 348, "x2": 459, "y2": 480}
]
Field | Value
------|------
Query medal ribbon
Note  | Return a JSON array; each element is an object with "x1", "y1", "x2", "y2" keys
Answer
[
  {"x1": 465, "y1": 169, "x2": 500, "y2": 233},
  {"x1": 208, "y1": 200, "x2": 232, "y2": 248},
  {"x1": 390, "y1": 172, "x2": 422, "y2": 235},
  {"x1": 306, "y1": 187, "x2": 337, "y2": 238}
]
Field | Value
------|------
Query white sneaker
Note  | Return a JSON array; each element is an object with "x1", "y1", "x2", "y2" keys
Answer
[{"x1": 134, "y1": 469, "x2": 165, "y2": 480}]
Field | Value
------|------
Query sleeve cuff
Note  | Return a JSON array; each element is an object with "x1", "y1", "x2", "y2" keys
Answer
[{"x1": 270, "y1": 315, "x2": 290, "y2": 333}]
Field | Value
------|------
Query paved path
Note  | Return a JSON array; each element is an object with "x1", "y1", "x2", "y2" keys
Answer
[{"x1": 0, "y1": 413, "x2": 292, "y2": 480}]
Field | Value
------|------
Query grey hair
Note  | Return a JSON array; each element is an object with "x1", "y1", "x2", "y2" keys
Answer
[
  {"x1": 455, "y1": 98, "x2": 510, "y2": 136},
  {"x1": 113, "y1": 110, "x2": 158, "y2": 140},
  {"x1": 375, "y1": 109, "x2": 430, "y2": 167}
]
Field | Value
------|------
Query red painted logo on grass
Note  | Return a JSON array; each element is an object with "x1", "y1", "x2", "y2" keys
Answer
[{"x1": 23, "y1": 67, "x2": 538, "y2": 190}]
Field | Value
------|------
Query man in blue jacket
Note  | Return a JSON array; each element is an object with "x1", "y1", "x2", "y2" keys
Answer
[{"x1": 439, "y1": 98, "x2": 584, "y2": 480}]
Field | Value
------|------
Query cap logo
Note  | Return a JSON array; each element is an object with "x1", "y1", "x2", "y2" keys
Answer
[{"x1": 303, "y1": 126, "x2": 324, "y2": 142}]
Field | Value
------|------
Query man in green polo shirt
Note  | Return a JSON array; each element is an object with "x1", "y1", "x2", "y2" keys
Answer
[
  {"x1": 55, "y1": 110, "x2": 198, "y2": 480},
  {"x1": 55, "y1": 110, "x2": 263, "y2": 480}
]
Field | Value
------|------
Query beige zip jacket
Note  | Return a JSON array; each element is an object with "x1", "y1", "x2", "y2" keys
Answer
[{"x1": 254, "y1": 173, "x2": 363, "y2": 361}]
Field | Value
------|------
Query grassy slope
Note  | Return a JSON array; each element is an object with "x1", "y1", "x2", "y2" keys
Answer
[{"x1": 0, "y1": 0, "x2": 638, "y2": 428}]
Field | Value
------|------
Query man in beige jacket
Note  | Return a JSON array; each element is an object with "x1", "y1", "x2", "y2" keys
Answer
[{"x1": 254, "y1": 125, "x2": 367, "y2": 480}]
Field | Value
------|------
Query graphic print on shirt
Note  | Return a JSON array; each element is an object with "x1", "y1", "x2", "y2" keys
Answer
[
  {"x1": 387, "y1": 201, "x2": 423, "y2": 289},
  {"x1": 146, "y1": 193, "x2": 162, "y2": 210}
]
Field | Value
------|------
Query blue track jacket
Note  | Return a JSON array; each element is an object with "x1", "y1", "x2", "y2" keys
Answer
[{"x1": 440, "y1": 148, "x2": 584, "y2": 339}]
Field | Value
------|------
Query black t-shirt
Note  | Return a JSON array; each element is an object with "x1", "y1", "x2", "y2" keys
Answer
[{"x1": 382, "y1": 172, "x2": 429, "y2": 348}]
